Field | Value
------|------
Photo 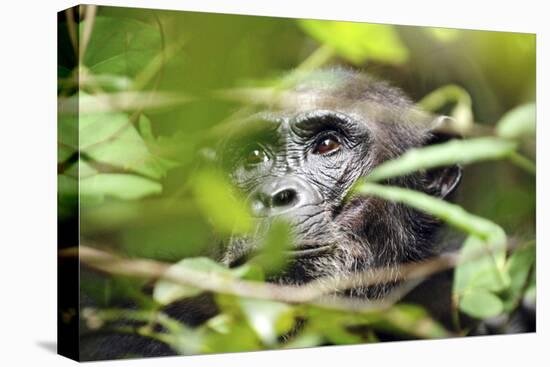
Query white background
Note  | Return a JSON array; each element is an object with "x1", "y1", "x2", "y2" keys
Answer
[{"x1": 0, "y1": 0, "x2": 546, "y2": 366}]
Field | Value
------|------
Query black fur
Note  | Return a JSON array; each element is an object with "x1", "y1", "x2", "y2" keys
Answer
[
  {"x1": 81, "y1": 69, "x2": 466, "y2": 360},
  {"x1": 221, "y1": 68, "x2": 462, "y2": 299}
]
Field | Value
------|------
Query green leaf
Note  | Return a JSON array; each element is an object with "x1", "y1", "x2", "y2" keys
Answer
[
  {"x1": 459, "y1": 290, "x2": 504, "y2": 319},
  {"x1": 138, "y1": 114, "x2": 156, "y2": 144},
  {"x1": 206, "y1": 314, "x2": 233, "y2": 334},
  {"x1": 153, "y1": 257, "x2": 233, "y2": 305},
  {"x1": 376, "y1": 304, "x2": 450, "y2": 339},
  {"x1": 454, "y1": 235, "x2": 508, "y2": 294},
  {"x1": 76, "y1": 95, "x2": 174, "y2": 180},
  {"x1": 418, "y1": 85, "x2": 471, "y2": 112},
  {"x1": 503, "y1": 243, "x2": 535, "y2": 311},
  {"x1": 355, "y1": 183, "x2": 507, "y2": 245},
  {"x1": 252, "y1": 220, "x2": 294, "y2": 275},
  {"x1": 202, "y1": 322, "x2": 261, "y2": 353},
  {"x1": 366, "y1": 137, "x2": 517, "y2": 182},
  {"x1": 81, "y1": 16, "x2": 161, "y2": 77},
  {"x1": 496, "y1": 103, "x2": 536, "y2": 139},
  {"x1": 79, "y1": 108, "x2": 128, "y2": 148},
  {"x1": 417, "y1": 85, "x2": 473, "y2": 132},
  {"x1": 304, "y1": 308, "x2": 365, "y2": 344},
  {"x1": 354, "y1": 183, "x2": 510, "y2": 320},
  {"x1": 299, "y1": 20, "x2": 408, "y2": 65},
  {"x1": 192, "y1": 169, "x2": 252, "y2": 235},
  {"x1": 83, "y1": 121, "x2": 170, "y2": 180},
  {"x1": 80, "y1": 173, "x2": 162, "y2": 203},
  {"x1": 238, "y1": 298, "x2": 294, "y2": 346},
  {"x1": 231, "y1": 263, "x2": 265, "y2": 282}
]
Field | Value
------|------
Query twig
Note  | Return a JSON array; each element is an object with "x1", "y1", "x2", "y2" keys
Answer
[
  {"x1": 64, "y1": 7, "x2": 78, "y2": 57},
  {"x1": 509, "y1": 152, "x2": 536, "y2": 176},
  {"x1": 78, "y1": 5, "x2": 97, "y2": 63},
  {"x1": 61, "y1": 241, "x2": 528, "y2": 310}
]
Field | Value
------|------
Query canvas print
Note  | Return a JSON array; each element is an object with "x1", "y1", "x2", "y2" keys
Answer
[{"x1": 57, "y1": 5, "x2": 536, "y2": 361}]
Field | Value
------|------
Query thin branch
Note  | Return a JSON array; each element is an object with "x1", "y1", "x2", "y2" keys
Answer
[
  {"x1": 65, "y1": 7, "x2": 78, "y2": 57},
  {"x1": 62, "y1": 241, "x2": 529, "y2": 311},
  {"x1": 78, "y1": 5, "x2": 97, "y2": 64},
  {"x1": 509, "y1": 151, "x2": 536, "y2": 176}
]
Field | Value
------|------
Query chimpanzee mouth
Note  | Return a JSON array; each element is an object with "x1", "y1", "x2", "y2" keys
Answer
[{"x1": 227, "y1": 242, "x2": 335, "y2": 268}]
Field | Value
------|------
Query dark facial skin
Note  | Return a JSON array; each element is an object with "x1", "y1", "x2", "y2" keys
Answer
[{"x1": 219, "y1": 69, "x2": 462, "y2": 297}]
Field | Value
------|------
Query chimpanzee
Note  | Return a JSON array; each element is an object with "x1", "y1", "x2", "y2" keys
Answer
[
  {"x1": 220, "y1": 68, "x2": 462, "y2": 294},
  {"x1": 80, "y1": 68, "x2": 467, "y2": 360}
]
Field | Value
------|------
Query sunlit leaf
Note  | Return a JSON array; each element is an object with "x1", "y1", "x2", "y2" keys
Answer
[
  {"x1": 76, "y1": 98, "x2": 175, "y2": 180},
  {"x1": 83, "y1": 122, "x2": 167, "y2": 180},
  {"x1": 355, "y1": 183, "x2": 507, "y2": 243},
  {"x1": 376, "y1": 304, "x2": 450, "y2": 339},
  {"x1": 459, "y1": 290, "x2": 504, "y2": 319},
  {"x1": 239, "y1": 298, "x2": 294, "y2": 346},
  {"x1": 231, "y1": 263, "x2": 265, "y2": 282},
  {"x1": 252, "y1": 220, "x2": 293, "y2": 275},
  {"x1": 80, "y1": 173, "x2": 162, "y2": 202},
  {"x1": 366, "y1": 137, "x2": 517, "y2": 182},
  {"x1": 192, "y1": 169, "x2": 252, "y2": 235},
  {"x1": 299, "y1": 20, "x2": 408, "y2": 65},
  {"x1": 153, "y1": 257, "x2": 232, "y2": 305},
  {"x1": 202, "y1": 322, "x2": 261, "y2": 353},
  {"x1": 496, "y1": 103, "x2": 536, "y2": 139},
  {"x1": 206, "y1": 314, "x2": 233, "y2": 334},
  {"x1": 454, "y1": 235, "x2": 508, "y2": 294}
]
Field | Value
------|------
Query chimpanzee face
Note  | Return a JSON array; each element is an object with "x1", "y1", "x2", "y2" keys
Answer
[
  {"x1": 226, "y1": 109, "x2": 370, "y2": 244},
  {"x1": 219, "y1": 69, "x2": 461, "y2": 292}
]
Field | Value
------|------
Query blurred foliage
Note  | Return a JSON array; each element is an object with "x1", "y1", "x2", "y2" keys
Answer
[
  {"x1": 298, "y1": 20, "x2": 409, "y2": 65},
  {"x1": 58, "y1": 5, "x2": 536, "y2": 358}
]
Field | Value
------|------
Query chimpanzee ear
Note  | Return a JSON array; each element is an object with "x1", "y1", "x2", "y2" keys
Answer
[{"x1": 424, "y1": 116, "x2": 463, "y2": 199}]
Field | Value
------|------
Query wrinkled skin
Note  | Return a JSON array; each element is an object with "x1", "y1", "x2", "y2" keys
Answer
[{"x1": 219, "y1": 69, "x2": 462, "y2": 298}]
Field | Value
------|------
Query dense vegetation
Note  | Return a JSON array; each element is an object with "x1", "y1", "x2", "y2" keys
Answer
[{"x1": 58, "y1": 5, "x2": 536, "y2": 358}]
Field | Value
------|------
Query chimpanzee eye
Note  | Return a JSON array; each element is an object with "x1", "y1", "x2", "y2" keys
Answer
[
  {"x1": 313, "y1": 135, "x2": 341, "y2": 155},
  {"x1": 243, "y1": 145, "x2": 270, "y2": 168}
]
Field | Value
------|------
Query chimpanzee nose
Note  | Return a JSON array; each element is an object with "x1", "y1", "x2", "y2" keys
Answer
[{"x1": 250, "y1": 176, "x2": 319, "y2": 217}]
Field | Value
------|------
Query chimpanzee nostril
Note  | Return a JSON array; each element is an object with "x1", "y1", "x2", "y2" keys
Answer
[
  {"x1": 249, "y1": 176, "x2": 319, "y2": 216},
  {"x1": 272, "y1": 188, "x2": 298, "y2": 208}
]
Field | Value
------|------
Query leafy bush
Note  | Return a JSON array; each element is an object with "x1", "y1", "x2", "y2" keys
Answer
[{"x1": 58, "y1": 5, "x2": 536, "y2": 357}]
